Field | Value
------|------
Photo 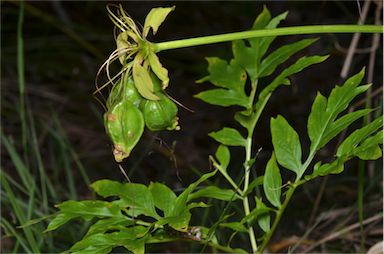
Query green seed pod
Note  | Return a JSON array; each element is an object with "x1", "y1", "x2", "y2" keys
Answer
[
  {"x1": 104, "y1": 99, "x2": 144, "y2": 162},
  {"x1": 106, "y1": 74, "x2": 143, "y2": 110},
  {"x1": 140, "y1": 92, "x2": 179, "y2": 131}
]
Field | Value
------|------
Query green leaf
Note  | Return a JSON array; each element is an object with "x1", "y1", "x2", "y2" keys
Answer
[
  {"x1": 337, "y1": 117, "x2": 383, "y2": 157},
  {"x1": 258, "y1": 38, "x2": 318, "y2": 78},
  {"x1": 244, "y1": 176, "x2": 264, "y2": 195},
  {"x1": 46, "y1": 200, "x2": 121, "y2": 232},
  {"x1": 220, "y1": 222, "x2": 248, "y2": 233},
  {"x1": 271, "y1": 116, "x2": 303, "y2": 175},
  {"x1": 188, "y1": 186, "x2": 240, "y2": 201},
  {"x1": 320, "y1": 109, "x2": 372, "y2": 148},
  {"x1": 215, "y1": 145, "x2": 230, "y2": 169},
  {"x1": 263, "y1": 153, "x2": 282, "y2": 208},
  {"x1": 241, "y1": 205, "x2": 271, "y2": 226},
  {"x1": 143, "y1": 6, "x2": 175, "y2": 37},
  {"x1": 307, "y1": 68, "x2": 369, "y2": 152},
  {"x1": 209, "y1": 127, "x2": 246, "y2": 147},
  {"x1": 255, "y1": 197, "x2": 271, "y2": 233},
  {"x1": 70, "y1": 226, "x2": 147, "y2": 254},
  {"x1": 85, "y1": 217, "x2": 132, "y2": 237},
  {"x1": 149, "y1": 182, "x2": 177, "y2": 217},
  {"x1": 314, "y1": 157, "x2": 347, "y2": 176},
  {"x1": 250, "y1": 11, "x2": 288, "y2": 61},
  {"x1": 91, "y1": 180, "x2": 159, "y2": 219},
  {"x1": 133, "y1": 61, "x2": 159, "y2": 100},
  {"x1": 307, "y1": 92, "x2": 328, "y2": 150},
  {"x1": 197, "y1": 58, "x2": 247, "y2": 91},
  {"x1": 148, "y1": 52, "x2": 169, "y2": 89},
  {"x1": 194, "y1": 88, "x2": 248, "y2": 107},
  {"x1": 255, "y1": 55, "x2": 328, "y2": 114},
  {"x1": 196, "y1": 58, "x2": 248, "y2": 107},
  {"x1": 327, "y1": 68, "x2": 367, "y2": 116}
]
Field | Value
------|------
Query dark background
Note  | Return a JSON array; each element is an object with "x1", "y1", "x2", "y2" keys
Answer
[{"x1": 2, "y1": 1, "x2": 383, "y2": 253}]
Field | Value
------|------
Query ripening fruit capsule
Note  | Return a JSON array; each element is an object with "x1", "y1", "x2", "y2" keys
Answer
[
  {"x1": 104, "y1": 99, "x2": 144, "y2": 162},
  {"x1": 140, "y1": 92, "x2": 179, "y2": 131}
]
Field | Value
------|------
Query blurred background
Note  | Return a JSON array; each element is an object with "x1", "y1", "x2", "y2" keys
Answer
[{"x1": 1, "y1": 1, "x2": 382, "y2": 253}]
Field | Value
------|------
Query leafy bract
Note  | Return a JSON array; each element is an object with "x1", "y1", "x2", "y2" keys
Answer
[
  {"x1": 143, "y1": 6, "x2": 175, "y2": 37},
  {"x1": 209, "y1": 127, "x2": 246, "y2": 147},
  {"x1": 271, "y1": 115, "x2": 302, "y2": 176},
  {"x1": 263, "y1": 153, "x2": 282, "y2": 208},
  {"x1": 133, "y1": 61, "x2": 159, "y2": 100},
  {"x1": 220, "y1": 222, "x2": 248, "y2": 233},
  {"x1": 148, "y1": 52, "x2": 169, "y2": 89}
]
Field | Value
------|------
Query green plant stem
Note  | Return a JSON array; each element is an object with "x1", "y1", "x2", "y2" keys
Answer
[
  {"x1": 243, "y1": 137, "x2": 258, "y2": 253},
  {"x1": 257, "y1": 185, "x2": 297, "y2": 253},
  {"x1": 153, "y1": 25, "x2": 383, "y2": 52}
]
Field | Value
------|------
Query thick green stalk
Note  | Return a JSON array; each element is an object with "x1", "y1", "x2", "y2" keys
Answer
[{"x1": 153, "y1": 25, "x2": 383, "y2": 52}]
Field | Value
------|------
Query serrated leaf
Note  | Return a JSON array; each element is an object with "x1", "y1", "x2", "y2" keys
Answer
[
  {"x1": 337, "y1": 117, "x2": 383, "y2": 157},
  {"x1": 255, "y1": 197, "x2": 271, "y2": 233},
  {"x1": 220, "y1": 222, "x2": 248, "y2": 233},
  {"x1": 188, "y1": 186, "x2": 240, "y2": 201},
  {"x1": 91, "y1": 180, "x2": 159, "y2": 219},
  {"x1": 271, "y1": 116, "x2": 302, "y2": 175},
  {"x1": 215, "y1": 145, "x2": 230, "y2": 169},
  {"x1": 149, "y1": 182, "x2": 177, "y2": 217},
  {"x1": 194, "y1": 88, "x2": 248, "y2": 107},
  {"x1": 258, "y1": 38, "x2": 318, "y2": 78},
  {"x1": 148, "y1": 52, "x2": 169, "y2": 89},
  {"x1": 143, "y1": 6, "x2": 175, "y2": 37},
  {"x1": 209, "y1": 127, "x2": 246, "y2": 147},
  {"x1": 133, "y1": 62, "x2": 159, "y2": 100},
  {"x1": 263, "y1": 153, "x2": 282, "y2": 208}
]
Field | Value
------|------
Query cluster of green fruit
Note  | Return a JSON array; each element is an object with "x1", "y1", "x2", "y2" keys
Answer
[{"x1": 104, "y1": 72, "x2": 178, "y2": 162}]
